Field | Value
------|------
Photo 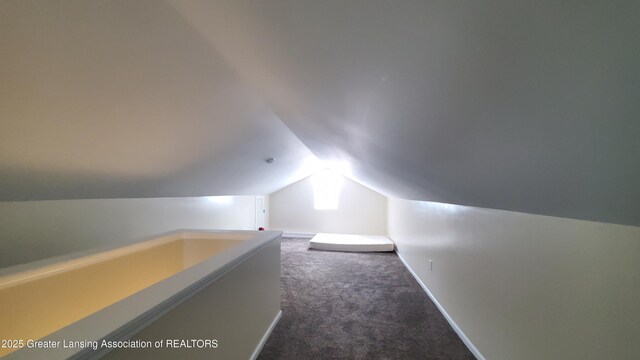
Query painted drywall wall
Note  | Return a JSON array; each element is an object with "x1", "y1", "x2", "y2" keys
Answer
[
  {"x1": 388, "y1": 198, "x2": 640, "y2": 360},
  {"x1": 270, "y1": 172, "x2": 387, "y2": 235},
  {"x1": 103, "y1": 238, "x2": 281, "y2": 360},
  {"x1": 0, "y1": 196, "x2": 260, "y2": 268}
]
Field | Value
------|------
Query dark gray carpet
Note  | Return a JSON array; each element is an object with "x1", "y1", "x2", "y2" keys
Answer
[{"x1": 258, "y1": 237, "x2": 475, "y2": 360}]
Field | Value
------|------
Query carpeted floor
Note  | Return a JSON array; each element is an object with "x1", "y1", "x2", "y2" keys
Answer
[{"x1": 258, "y1": 237, "x2": 475, "y2": 360}]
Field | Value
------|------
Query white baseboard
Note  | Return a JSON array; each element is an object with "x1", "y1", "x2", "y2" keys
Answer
[
  {"x1": 249, "y1": 310, "x2": 282, "y2": 360},
  {"x1": 396, "y1": 251, "x2": 485, "y2": 360},
  {"x1": 282, "y1": 232, "x2": 315, "y2": 239}
]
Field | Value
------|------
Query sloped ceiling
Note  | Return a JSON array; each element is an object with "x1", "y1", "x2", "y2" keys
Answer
[
  {"x1": 0, "y1": 0, "x2": 318, "y2": 199},
  {"x1": 172, "y1": 0, "x2": 640, "y2": 226},
  {"x1": 1, "y1": 1, "x2": 639, "y2": 225}
]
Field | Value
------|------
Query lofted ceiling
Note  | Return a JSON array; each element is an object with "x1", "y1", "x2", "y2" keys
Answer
[
  {"x1": 0, "y1": 0, "x2": 318, "y2": 199},
  {"x1": 1, "y1": 1, "x2": 639, "y2": 225}
]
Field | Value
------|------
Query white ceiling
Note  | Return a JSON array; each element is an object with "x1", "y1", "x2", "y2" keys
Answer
[
  {"x1": 0, "y1": 0, "x2": 318, "y2": 199},
  {"x1": 1, "y1": 1, "x2": 639, "y2": 225}
]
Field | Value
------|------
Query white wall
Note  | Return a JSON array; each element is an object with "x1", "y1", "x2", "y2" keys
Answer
[
  {"x1": 388, "y1": 198, "x2": 640, "y2": 360},
  {"x1": 103, "y1": 238, "x2": 281, "y2": 360},
  {"x1": 0, "y1": 196, "x2": 260, "y2": 268},
  {"x1": 270, "y1": 172, "x2": 387, "y2": 235}
]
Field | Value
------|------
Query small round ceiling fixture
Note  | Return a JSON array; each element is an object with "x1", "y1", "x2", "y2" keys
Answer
[{"x1": 265, "y1": 157, "x2": 275, "y2": 164}]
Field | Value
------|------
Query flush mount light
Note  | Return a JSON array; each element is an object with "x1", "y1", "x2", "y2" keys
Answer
[{"x1": 265, "y1": 157, "x2": 275, "y2": 164}]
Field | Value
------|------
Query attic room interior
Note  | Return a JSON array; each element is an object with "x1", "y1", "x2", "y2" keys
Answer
[{"x1": 1, "y1": 1, "x2": 639, "y2": 359}]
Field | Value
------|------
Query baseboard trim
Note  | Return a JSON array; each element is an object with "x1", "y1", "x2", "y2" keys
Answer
[
  {"x1": 249, "y1": 309, "x2": 282, "y2": 360},
  {"x1": 395, "y1": 251, "x2": 485, "y2": 360},
  {"x1": 282, "y1": 232, "x2": 315, "y2": 239}
]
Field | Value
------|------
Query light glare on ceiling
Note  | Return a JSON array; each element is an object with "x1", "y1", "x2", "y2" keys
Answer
[{"x1": 203, "y1": 196, "x2": 234, "y2": 205}]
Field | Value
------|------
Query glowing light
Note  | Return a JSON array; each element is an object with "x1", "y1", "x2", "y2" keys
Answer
[
  {"x1": 312, "y1": 170, "x2": 343, "y2": 210},
  {"x1": 416, "y1": 200, "x2": 466, "y2": 214},
  {"x1": 203, "y1": 196, "x2": 234, "y2": 205}
]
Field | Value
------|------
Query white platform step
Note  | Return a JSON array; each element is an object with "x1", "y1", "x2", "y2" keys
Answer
[{"x1": 309, "y1": 233, "x2": 395, "y2": 252}]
